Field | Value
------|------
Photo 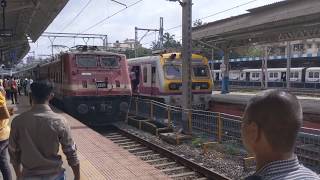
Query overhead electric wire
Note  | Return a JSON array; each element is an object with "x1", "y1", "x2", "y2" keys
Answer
[
  {"x1": 81, "y1": 0, "x2": 144, "y2": 33},
  {"x1": 61, "y1": 0, "x2": 93, "y2": 32},
  {"x1": 143, "y1": 0, "x2": 260, "y2": 41}
]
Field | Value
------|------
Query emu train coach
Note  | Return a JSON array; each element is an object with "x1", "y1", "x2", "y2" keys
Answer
[
  {"x1": 16, "y1": 46, "x2": 132, "y2": 125},
  {"x1": 128, "y1": 52, "x2": 213, "y2": 109}
]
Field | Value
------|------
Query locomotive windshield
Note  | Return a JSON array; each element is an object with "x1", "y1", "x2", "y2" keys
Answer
[
  {"x1": 100, "y1": 56, "x2": 120, "y2": 68},
  {"x1": 193, "y1": 66, "x2": 209, "y2": 78},
  {"x1": 164, "y1": 65, "x2": 182, "y2": 79},
  {"x1": 76, "y1": 56, "x2": 97, "y2": 67}
]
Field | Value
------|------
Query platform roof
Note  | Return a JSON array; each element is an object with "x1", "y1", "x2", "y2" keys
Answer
[
  {"x1": 0, "y1": 0, "x2": 69, "y2": 66},
  {"x1": 193, "y1": 0, "x2": 320, "y2": 48}
]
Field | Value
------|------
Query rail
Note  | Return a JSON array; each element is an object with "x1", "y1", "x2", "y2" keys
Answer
[{"x1": 128, "y1": 97, "x2": 320, "y2": 174}]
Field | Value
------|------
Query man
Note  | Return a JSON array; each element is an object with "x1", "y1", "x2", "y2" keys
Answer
[
  {"x1": 9, "y1": 80, "x2": 80, "y2": 180},
  {"x1": 242, "y1": 89, "x2": 320, "y2": 180},
  {"x1": 9, "y1": 77, "x2": 18, "y2": 104},
  {"x1": 0, "y1": 83, "x2": 12, "y2": 180}
]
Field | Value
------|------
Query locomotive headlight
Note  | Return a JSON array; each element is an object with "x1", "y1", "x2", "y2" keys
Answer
[
  {"x1": 200, "y1": 83, "x2": 209, "y2": 89},
  {"x1": 169, "y1": 83, "x2": 180, "y2": 90}
]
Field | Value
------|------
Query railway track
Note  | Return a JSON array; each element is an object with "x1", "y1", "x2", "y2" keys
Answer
[{"x1": 99, "y1": 126, "x2": 230, "y2": 180}]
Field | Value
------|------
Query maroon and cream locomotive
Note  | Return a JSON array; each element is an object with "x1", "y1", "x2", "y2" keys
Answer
[{"x1": 17, "y1": 46, "x2": 132, "y2": 125}]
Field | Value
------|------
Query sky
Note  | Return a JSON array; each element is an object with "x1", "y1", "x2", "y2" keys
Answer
[{"x1": 28, "y1": 0, "x2": 285, "y2": 59}]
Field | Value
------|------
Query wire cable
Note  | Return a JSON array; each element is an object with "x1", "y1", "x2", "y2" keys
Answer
[
  {"x1": 81, "y1": 0, "x2": 144, "y2": 33},
  {"x1": 61, "y1": 0, "x2": 93, "y2": 32},
  {"x1": 145, "y1": 0, "x2": 260, "y2": 40}
]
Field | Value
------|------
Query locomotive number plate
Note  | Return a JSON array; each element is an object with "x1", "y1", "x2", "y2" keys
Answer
[{"x1": 96, "y1": 82, "x2": 107, "y2": 88}]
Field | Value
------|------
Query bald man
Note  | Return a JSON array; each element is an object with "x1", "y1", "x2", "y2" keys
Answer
[{"x1": 242, "y1": 89, "x2": 320, "y2": 180}]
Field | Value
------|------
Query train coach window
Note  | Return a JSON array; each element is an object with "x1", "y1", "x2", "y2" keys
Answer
[
  {"x1": 309, "y1": 72, "x2": 314, "y2": 78},
  {"x1": 100, "y1": 56, "x2": 120, "y2": 68},
  {"x1": 315, "y1": 72, "x2": 319, "y2": 79},
  {"x1": 269, "y1": 73, "x2": 274, "y2": 78},
  {"x1": 76, "y1": 56, "x2": 97, "y2": 67}
]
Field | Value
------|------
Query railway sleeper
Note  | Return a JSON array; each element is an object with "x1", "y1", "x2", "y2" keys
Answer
[
  {"x1": 154, "y1": 161, "x2": 177, "y2": 168},
  {"x1": 140, "y1": 154, "x2": 162, "y2": 161},
  {"x1": 134, "y1": 150, "x2": 154, "y2": 156},
  {"x1": 117, "y1": 141, "x2": 137, "y2": 146},
  {"x1": 112, "y1": 139, "x2": 133, "y2": 143},
  {"x1": 108, "y1": 137, "x2": 128, "y2": 141},
  {"x1": 105, "y1": 134, "x2": 122, "y2": 138},
  {"x1": 121, "y1": 144, "x2": 143, "y2": 149},
  {"x1": 169, "y1": 171, "x2": 196, "y2": 179},
  {"x1": 145, "y1": 158, "x2": 169, "y2": 164},
  {"x1": 162, "y1": 166, "x2": 189, "y2": 175},
  {"x1": 128, "y1": 147, "x2": 149, "y2": 153}
]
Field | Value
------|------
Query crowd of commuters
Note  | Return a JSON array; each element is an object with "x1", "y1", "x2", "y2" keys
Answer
[{"x1": 0, "y1": 76, "x2": 320, "y2": 179}]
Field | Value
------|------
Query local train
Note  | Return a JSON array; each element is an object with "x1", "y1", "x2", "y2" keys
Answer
[
  {"x1": 128, "y1": 52, "x2": 213, "y2": 109},
  {"x1": 15, "y1": 46, "x2": 132, "y2": 125},
  {"x1": 212, "y1": 67, "x2": 320, "y2": 83}
]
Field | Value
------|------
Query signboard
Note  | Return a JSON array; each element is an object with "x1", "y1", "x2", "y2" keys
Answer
[{"x1": 96, "y1": 82, "x2": 107, "y2": 88}]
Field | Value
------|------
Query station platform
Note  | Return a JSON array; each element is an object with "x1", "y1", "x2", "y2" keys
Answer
[
  {"x1": 211, "y1": 91, "x2": 320, "y2": 115},
  {"x1": 7, "y1": 96, "x2": 170, "y2": 180}
]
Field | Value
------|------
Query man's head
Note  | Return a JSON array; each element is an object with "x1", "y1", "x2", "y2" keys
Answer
[
  {"x1": 241, "y1": 89, "x2": 302, "y2": 155},
  {"x1": 30, "y1": 80, "x2": 54, "y2": 104}
]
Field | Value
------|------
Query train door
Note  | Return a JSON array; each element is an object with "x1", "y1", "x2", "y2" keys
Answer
[
  {"x1": 130, "y1": 66, "x2": 140, "y2": 93},
  {"x1": 215, "y1": 72, "x2": 219, "y2": 81},
  {"x1": 246, "y1": 72, "x2": 250, "y2": 81},
  {"x1": 281, "y1": 72, "x2": 286, "y2": 82},
  {"x1": 151, "y1": 66, "x2": 156, "y2": 95}
]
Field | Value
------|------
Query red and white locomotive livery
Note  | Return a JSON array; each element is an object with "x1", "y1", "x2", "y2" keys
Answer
[{"x1": 18, "y1": 46, "x2": 132, "y2": 125}]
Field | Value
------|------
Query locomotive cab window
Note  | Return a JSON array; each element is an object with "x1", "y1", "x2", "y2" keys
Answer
[
  {"x1": 315, "y1": 72, "x2": 319, "y2": 79},
  {"x1": 100, "y1": 56, "x2": 120, "y2": 68},
  {"x1": 76, "y1": 56, "x2": 97, "y2": 67},
  {"x1": 164, "y1": 65, "x2": 182, "y2": 80},
  {"x1": 193, "y1": 66, "x2": 209, "y2": 78}
]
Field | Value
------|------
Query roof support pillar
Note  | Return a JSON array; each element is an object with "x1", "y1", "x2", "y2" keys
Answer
[{"x1": 221, "y1": 47, "x2": 229, "y2": 94}]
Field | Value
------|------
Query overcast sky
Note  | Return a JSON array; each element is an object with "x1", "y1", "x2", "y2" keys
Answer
[{"x1": 28, "y1": 0, "x2": 284, "y2": 59}]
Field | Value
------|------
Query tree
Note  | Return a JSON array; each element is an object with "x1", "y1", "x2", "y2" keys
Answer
[
  {"x1": 193, "y1": 19, "x2": 203, "y2": 27},
  {"x1": 151, "y1": 32, "x2": 181, "y2": 50}
]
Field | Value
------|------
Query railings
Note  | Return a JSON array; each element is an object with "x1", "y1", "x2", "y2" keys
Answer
[{"x1": 128, "y1": 97, "x2": 320, "y2": 173}]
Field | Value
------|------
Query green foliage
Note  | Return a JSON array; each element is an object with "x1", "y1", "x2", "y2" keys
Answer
[
  {"x1": 151, "y1": 32, "x2": 182, "y2": 50},
  {"x1": 192, "y1": 137, "x2": 205, "y2": 147},
  {"x1": 223, "y1": 143, "x2": 241, "y2": 155},
  {"x1": 124, "y1": 48, "x2": 152, "y2": 58},
  {"x1": 247, "y1": 47, "x2": 264, "y2": 57},
  {"x1": 193, "y1": 19, "x2": 203, "y2": 27}
]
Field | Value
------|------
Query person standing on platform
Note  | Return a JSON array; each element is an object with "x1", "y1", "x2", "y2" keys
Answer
[
  {"x1": 3, "y1": 79, "x2": 11, "y2": 100},
  {"x1": 9, "y1": 77, "x2": 18, "y2": 104},
  {"x1": 26, "y1": 78, "x2": 33, "y2": 105},
  {"x1": 0, "y1": 86, "x2": 13, "y2": 180},
  {"x1": 9, "y1": 80, "x2": 80, "y2": 180},
  {"x1": 242, "y1": 89, "x2": 320, "y2": 180}
]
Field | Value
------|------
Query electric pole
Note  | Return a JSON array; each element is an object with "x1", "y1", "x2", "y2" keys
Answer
[
  {"x1": 286, "y1": 41, "x2": 291, "y2": 89},
  {"x1": 181, "y1": 0, "x2": 192, "y2": 134},
  {"x1": 159, "y1": 17, "x2": 164, "y2": 49}
]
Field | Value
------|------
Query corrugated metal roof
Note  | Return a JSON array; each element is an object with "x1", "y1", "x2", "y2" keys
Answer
[{"x1": 247, "y1": 0, "x2": 297, "y2": 13}]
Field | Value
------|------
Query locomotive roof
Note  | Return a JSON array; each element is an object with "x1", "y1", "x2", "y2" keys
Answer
[{"x1": 67, "y1": 50, "x2": 125, "y2": 57}]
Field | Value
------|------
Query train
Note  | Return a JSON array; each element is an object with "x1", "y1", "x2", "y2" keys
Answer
[
  {"x1": 212, "y1": 67, "x2": 320, "y2": 83},
  {"x1": 15, "y1": 46, "x2": 132, "y2": 125},
  {"x1": 128, "y1": 52, "x2": 213, "y2": 109}
]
